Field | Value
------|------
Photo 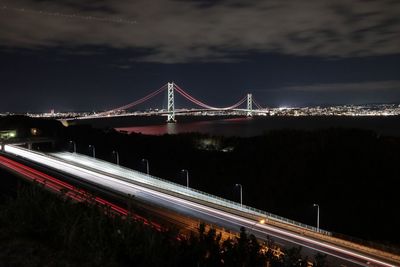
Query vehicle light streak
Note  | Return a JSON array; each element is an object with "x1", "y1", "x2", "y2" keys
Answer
[
  {"x1": 50, "y1": 151, "x2": 281, "y2": 225},
  {"x1": 3, "y1": 145, "x2": 397, "y2": 267},
  {"x1": 0, "y1": 154, "x2": 162, "y2": 231},
  {"x1": 53, "y1": 149, "x2": 395, "y2": 266},
  {"x1": 0, "y1": 155, "x2": 84, "y2": 202}
]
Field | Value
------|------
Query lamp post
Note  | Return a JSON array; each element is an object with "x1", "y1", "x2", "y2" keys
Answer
[
  {"x1": 142, "y1": 158, "x2": 149, "y2": 174},
  {"x1": 69, "y1": 141, "x2": 76, "y2": 153},
  {"x1": 235, "y1": 183, "x2": 243, "y2": 207},
  {"x1": 313, "y1": 203, "x2": 320, "y2": 231},
  {"x1": 182, "y1": 169, "x2": 189, "y2": 189},
  {"x1": 113, "y1": 150, "x2": 119, "y2": 165},
  {"x1": 89, "y1": 145, "x2": 96, "y2": 158}
]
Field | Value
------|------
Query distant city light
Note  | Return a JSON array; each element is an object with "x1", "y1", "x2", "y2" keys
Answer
[{"x1": 3, "y1": 103, "x2": 400, "y2": 120}]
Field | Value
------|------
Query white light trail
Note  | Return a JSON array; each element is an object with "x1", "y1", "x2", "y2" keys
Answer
[
  {"x1": 49, "y1": 151, "x2": 275, "y2": 222},
  {"x1": 3, "y1": 145, "x2": 397, "y2": 267}
]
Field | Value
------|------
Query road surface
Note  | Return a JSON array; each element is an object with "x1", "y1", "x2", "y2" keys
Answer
[{"x1": 2, "y1": 145, "x2": 398, "y2": 267}]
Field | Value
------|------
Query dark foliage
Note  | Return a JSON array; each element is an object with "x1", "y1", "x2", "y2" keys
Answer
[
  {"x1": 2, "y1": 115, "x2": 398, "y2": 247},
  {"x1": 60, "y1": 124, "x2": 400, "y2": 246},
  {"x1": 0, "y1": 174, "x2": 323, "y2": 267}
]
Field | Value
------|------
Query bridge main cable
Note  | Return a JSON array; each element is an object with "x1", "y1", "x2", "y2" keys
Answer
[
  {"x1": 173, "y1": 83, "x2": 247, "y2": 110},
  {"x1": 99, "y1": 84, "x2": 167, "y2": 115}
]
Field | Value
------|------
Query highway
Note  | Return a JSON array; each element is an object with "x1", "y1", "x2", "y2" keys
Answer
[
  {"x1": 2, "y1": 145, "x2": 399, "y2": 267},
  {"x1": 0, "y1": 154, "x2": 163, "y2": 230},
  {"x1": 49, "y1": 151, "x2": 323, "y2": 230}
]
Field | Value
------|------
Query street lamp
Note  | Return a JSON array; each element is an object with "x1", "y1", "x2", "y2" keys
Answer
[
  {"x1": 181, "y1": 169, "x2": 189, "y2": 189},
  {"x1": 112, "y1": 150, "x2": 119, "y2": 165},
  {"x1": 89, "y1": 145, "x2": 96, "y2": 158},
  {"x1": 235, "y1": 183, "x2": 243, "y2": 207},
  {"x1": 142, "y1": 158, "x2": 149, "y2": 174},
  {"x1": 69, "y1": 141, "x2": 76, "y2": 153},
  {"x1": 250, "y1": 218, "x2": 266, "y2": 232},
  {"x1": 313, "y1": 203, "x2": 320, "y2": 231}
]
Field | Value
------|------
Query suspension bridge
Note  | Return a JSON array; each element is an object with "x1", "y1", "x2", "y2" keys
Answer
[{"x1": 80, "y1": 82, "x2": 266, "y2": 122}]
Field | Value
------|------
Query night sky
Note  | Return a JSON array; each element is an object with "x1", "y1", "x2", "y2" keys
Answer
[{"x1": 1, "y1": 0, "x2": 400, "y2": 112}]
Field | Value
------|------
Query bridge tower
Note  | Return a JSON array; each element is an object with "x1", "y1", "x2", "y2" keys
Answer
[
  {"x1": 247, "y1": 93, "x2": 253, "y2": 117},
  {"x1": 167, "y1": 82, "x2": 176, "y2": 122}
]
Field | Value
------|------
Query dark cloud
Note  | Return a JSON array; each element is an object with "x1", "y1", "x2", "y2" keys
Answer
[
  {"x1": 0, "y1": 0, "x2": 399, "y2": 63},
  {"x1": 279, "y1": 80, "x2": 400, "y2": 92}
]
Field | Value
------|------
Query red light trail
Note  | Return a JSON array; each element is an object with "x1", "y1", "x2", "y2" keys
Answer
[{"x1": 0, "y1": 155, "x2": 162, "y2": 231}]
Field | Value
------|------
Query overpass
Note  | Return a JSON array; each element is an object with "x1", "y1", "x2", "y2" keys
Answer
[
  {"x1": 0, "y1": 137, "x2": 56, "y2": 150},
  {"x1": 1, "y1": 144, "x2": 399, "y2": 267}
]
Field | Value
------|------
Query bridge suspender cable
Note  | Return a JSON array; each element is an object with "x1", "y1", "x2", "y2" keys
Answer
[
  {"x1": 173, "y1": 83, "x2": 247, "y2": 110},
  {"x1": 99, "y1": 82, "x2": 257, "y2": 115},
  {"x1": 252, "y1": 99, "x2": 263, "y2": 109},
  {"x1": 97, "y1": 84, "x2": 167, "y2": 116}
]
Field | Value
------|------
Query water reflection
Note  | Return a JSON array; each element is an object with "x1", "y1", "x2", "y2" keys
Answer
[
  {"x1": 114, "y1": 116, "x2": 400, "y2": 137},
  {"x1": 115, "y1": 118, "x2": 251, "y2": 136}
]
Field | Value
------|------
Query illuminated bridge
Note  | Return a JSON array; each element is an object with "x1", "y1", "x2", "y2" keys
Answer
[{"x1": 77, "y1": 82, "x2": 267, "y2": 122}]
